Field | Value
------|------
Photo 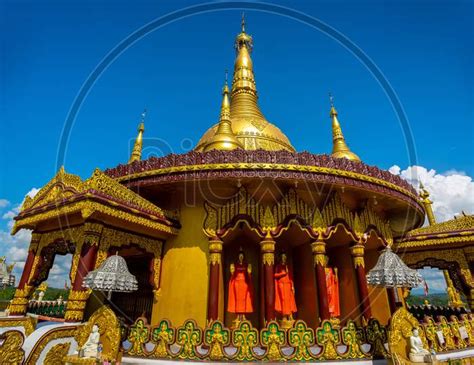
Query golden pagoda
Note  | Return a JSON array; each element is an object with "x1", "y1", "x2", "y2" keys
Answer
[
  {"x1": 196, "y1": 17, "x2": 294, "y2": 152},
  {"x1": 2, "y1": 17, "x2": 473, "y2": 364}
]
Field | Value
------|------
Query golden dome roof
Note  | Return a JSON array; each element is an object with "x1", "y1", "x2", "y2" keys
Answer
[
  {"x1": 203, "y1": 82, "x2": 243, "y2": 152},
  {"x1": 196, "y1": 22, "x2": 295, "y2": 152}
]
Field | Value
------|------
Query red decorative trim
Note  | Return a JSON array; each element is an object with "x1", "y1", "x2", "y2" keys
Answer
[{"x1": 104, "y1": 151, "x2": 423, "y2": 215}]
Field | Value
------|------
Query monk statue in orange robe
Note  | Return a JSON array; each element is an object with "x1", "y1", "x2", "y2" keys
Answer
[
  {"x1": 274, "y1": 253, "x2": 297, "y2": 323},
  {"x1": 227, "y1": 250, "x2": 253, "y2": 322},
  {"x1": 325, "y1": 267, "x2": 340, "y2": 317}
]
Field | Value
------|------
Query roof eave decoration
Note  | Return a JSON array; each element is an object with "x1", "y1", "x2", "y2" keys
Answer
[
  {"x1": 12, "y1": 167, "x2": 177, "y2": 236},
  {"x1": 396, "y1": 214, "x2": 474, "y2": 249}
]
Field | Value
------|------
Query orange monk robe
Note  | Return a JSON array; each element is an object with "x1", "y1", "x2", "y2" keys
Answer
[
  {"x1": 227, "y1": 263, "x2": 253, "y2": 313},
  {"x1": 274, "y1": 264, "x2": 297, "y2": 316},
  {"x1": 325, "y1": 268, "x2": 340, "y2": 317}
]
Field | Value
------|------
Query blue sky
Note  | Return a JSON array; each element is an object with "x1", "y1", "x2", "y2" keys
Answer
[{"x1": 1, "y1": 0, "x2": 473, "y2": 290}]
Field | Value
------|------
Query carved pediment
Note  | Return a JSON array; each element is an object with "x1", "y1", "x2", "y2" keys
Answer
[{"x1": 21, "y1": 167, "x2": 83, "y2": 211}]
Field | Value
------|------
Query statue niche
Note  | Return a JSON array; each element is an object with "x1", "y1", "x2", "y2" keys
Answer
[
  {"x1": 274, "y1": 252, "x2": 297, "y2": 327},
  {"x1": 224, "y1": 237, "x2": 261, "y2": 328},
  {"x1": 227, "y1": 249, "x2": 254, "y2": 327}
]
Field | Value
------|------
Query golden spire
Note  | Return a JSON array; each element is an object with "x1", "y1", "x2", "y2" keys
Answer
[
  {"x1": 419, "y1": 183, "x2": 436, "y2": 225},
  {"x1": 230, "y1": 16, "x2": 265, "y2": 121},
  {"x1": 204, "y1": 73, "x2": 243, "y2": 152},
  {"x1": 329, "y1": 94, "x2": 361, "y2": 162},
  {"x1": 128, "y1": 110, "x2": 146, "y2": 163},
  {"x1": 194, "y1": 17, "x2": 295, "y2": 152}
]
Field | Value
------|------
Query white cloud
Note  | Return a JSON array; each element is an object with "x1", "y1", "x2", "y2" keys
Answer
[
  {"x1": 389, "y1": 165, "x2": 474, "y2": 223},
  {"x1": 412, "y1": 267, "x2": 447, "y2": 295},
  {"x1": 0, "y1": 188, "x2": 38, "y2": 284},
  {"x1": 2, "y1": 211, "x2": 15, "y2": 220},
  {"x1": 26, "y1": 188, "x2": 40, "y2": 199},
  {"x1": 0, "y1": 187, "x2": 73, "y2": 288}
]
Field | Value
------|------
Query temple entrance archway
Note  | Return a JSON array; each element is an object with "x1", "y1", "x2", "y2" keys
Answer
[{"x1": 30, "y1": 240, "x2": 75, "y2": 288}]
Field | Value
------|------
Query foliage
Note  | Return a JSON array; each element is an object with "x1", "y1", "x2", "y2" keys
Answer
[
  {"x1": 0, "y1": 287, "x2": 15, "y2": 300},
  {"x1": 38, "y1": 287, "x2": 70, "y2": 301},
  {"x1": 0, "y1": 287, "x2": 69, "y2": 301},
  {"x1": 406, "y1": 293, "x2": 449, "y2": 306}
]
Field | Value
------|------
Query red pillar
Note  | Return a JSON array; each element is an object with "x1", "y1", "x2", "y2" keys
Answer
[
  {"x1": 207, "y1": 237, "x2": 223, "y2": 322},
  {"x1": 261, "y1": 234, "x2": 275, "y2": 323},
  {"x1": 72, "y1": 243, "x2": 98, "y2": 290},
  {"x1": 18, "y1": 250, "x2": 36, "y2": 289},
  {"x1": 351, "y1": 244, "x2": 372, "y2": 320},
  {"x1": 387, "y1": 288, "x2": 397, "y2": 314},
  {"x1": 312, "y1": 240, "x2": 330, "y2": 320},
  {"x1": 65, "y1": 243, "x2": 99, "y2": 322}
]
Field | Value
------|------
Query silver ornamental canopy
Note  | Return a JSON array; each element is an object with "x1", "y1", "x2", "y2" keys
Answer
[
  {"x1": 83, "y1": 253, "x2": 138, "y2": 293},
  {"x1": 366, "y1": 246, "x2": 424, "y2": 288}
]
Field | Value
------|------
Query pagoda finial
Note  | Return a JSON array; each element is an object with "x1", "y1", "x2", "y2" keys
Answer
[
  {"x1": 128, "y1": 109, "x2": 146, "y2": 163},
  {"x1": 419, "y1": 183, "x2": 436, "y2": 225},
  {"x1": 241, "y1": 12, "x2": 246, "y2": 33},
  {"x1": 230, "y1": 14, "x2": 266, "y2": 122},
  {"x1": 203, "y1": 74, "x2": 243, "y2": 152},
  {"x1": 329, "y1": 96, "x2": 361, "y2": 162}
]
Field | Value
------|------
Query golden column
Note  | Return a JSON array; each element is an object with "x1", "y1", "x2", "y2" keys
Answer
[
  {"x1": 260, "y1": 232, "x2": 276, "y2": 322},
  {"x1": 350, "y1": 242, "x2": 372, "y2": 320},
  {"x1": 311, "y1": 239, "x2": 330, "y2": 320},
  {"x1": 207, "y1": 236, "x2": 223, "y2": 322}
]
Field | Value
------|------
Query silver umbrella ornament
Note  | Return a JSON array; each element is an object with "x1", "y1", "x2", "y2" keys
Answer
[
  {"x1": 83, "y1": 253, "x2": 138, "y2": 299},
  {"x1": 366, "y1": 246, "x2": 424, "y2": 288}
]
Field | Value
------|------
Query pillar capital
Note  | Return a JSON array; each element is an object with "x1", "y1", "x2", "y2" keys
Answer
[
  {"x1": 260, "y1": 234, "x2": 275, "y2": 266},
  {"x1": 209, "y1": 236, "x2": 223, "y2": 266},
  {"x1": 311, "y1": 240, "x2": 327, "y2": 267},
  {"x1": 30, "y1": 233, "x2": 42, "y2": 251},
  {"x1": 350, "y1": 244, "x2": 365, "y2": 268},
  {"x1": 83, "y1": 222, "x2": 104, "y2": 246}
]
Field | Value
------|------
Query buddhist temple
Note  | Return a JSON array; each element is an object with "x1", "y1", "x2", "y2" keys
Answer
[{"x1": 1, "y1": 18, "x2": 473, "y2": 365}]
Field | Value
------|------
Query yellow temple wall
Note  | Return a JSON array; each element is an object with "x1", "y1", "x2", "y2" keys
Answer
[
  {"x1": 151, "y1": 204, "x2": 209, "y2": 327},
  {"x1": 365, "y1": 248, "x2": 391, "y2": 324}
]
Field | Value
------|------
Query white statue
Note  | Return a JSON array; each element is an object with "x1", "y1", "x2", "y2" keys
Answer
[
  {"x1": 56, "y1": 295, "x2": 63, "y2": 305},
  {"x1": 37, "y1": 290, "x2": 45, "y2": 302},
  {"x1": 79, "y1": 324, "x2": 101, "y2": 358},
  {"x1": 409, "y1": 328, "x2": 434, "y2": 363}
]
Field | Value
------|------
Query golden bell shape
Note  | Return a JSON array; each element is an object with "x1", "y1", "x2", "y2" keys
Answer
[
  {"x1": 203, "y1": 83, "x2": 243, "y2": 152},
  {"x1": 330, "y1": 105, "x2": 361, "y2": 162}
]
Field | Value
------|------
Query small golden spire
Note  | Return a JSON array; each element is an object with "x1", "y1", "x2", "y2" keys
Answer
[
  {"x1": 329, "y1": 94, "x2": 361, "y2": 162},
  {"x1": 419, "y1": 183, "x2": 436, "y2": 225},
  {"x1": 204, "y1": 75, "x2": 243, "y2": 152},
  {"x1": 128, "y1": 109, "x2": 146, "y2": 163}
]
